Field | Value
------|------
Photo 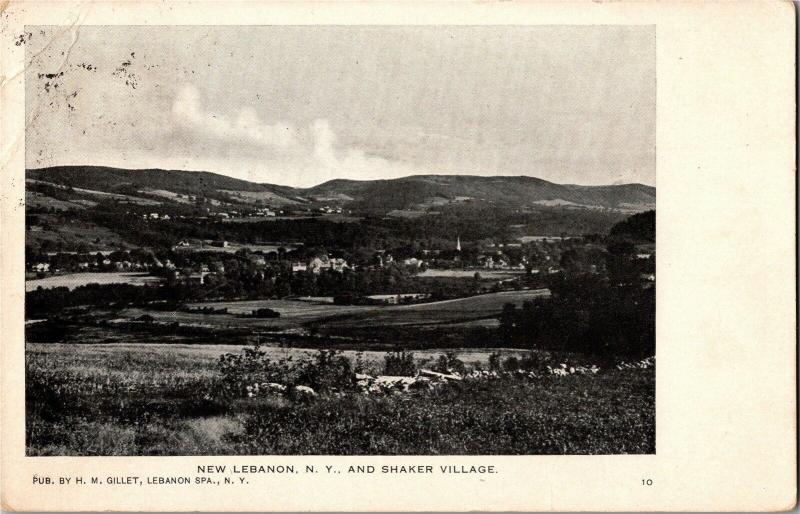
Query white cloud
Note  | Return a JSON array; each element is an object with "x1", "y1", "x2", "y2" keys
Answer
[
  {"x1": 169, "y1": 84, "x2": 424, "y2": 186},
  {"x1": 171, "y1": 83, "x2": 298, "y2": 150}
]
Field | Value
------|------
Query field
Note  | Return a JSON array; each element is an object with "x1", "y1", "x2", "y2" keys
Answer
[
  {"x1": 174, "y1": 242, "x2": 298, "y2": 253},
  {"x1": 26, "y1": 214, "x2": 130, "y2": 251},
  {"x1": 112, "y1": 289, "x2": 551, "y2": 334},
  {"x1": 26, "y1": 343, "x2": 655, "y2": 455},
  {"x1": 26, "y1": 272, "x2": 162, "y2": 292},
  {"x1": 24, "y1": 289, "x2": 552, "y2": 348},
  {"x1": 315, "y1": 289, "x2": 550, "y2": 329},
  {"x1": 26, "y1": 190, "x2": 88, "y2": 211},
  {"x1": 417, "y1": 268, "x2": 525, "y2": 279}
]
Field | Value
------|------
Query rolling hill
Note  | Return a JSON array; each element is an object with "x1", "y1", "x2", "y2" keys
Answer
[
  {"x1": 26, "y1": 166, "x2": 655, "y2": 212},
  {"x1": 306, "y1": 175, "x2": 654, "y2": 211}
]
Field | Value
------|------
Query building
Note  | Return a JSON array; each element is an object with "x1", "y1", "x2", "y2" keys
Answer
[
  {"x1": 31, "y1": 262, "x2": 49, "y2": 273},
  {"x1": 403, "y1": 257, "x2": 422, "y2": 268},
  {"x1": 306, "y1": 255, "x2": 349, "y2": 273}
]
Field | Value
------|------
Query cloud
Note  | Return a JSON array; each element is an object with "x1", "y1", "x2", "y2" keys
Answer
[
  {"x1": 169, "y1": 84, "x2": 424, "y2": 186},
  {"x1": 171, "y1": 83, "x2": 298, "y2": 150}
]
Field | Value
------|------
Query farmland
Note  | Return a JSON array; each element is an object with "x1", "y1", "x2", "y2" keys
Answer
[
  {"x1": 318, "y1": 289, "x2": 550, "y2": 328},
  {"x1": 416, "y1": 268, "x2": 525, "y2": 279},
  {"x1": 173, "y1": 242, "x2": 298, "y2": 253},
  {"x1": 97, "y1": 289, "x2": 552, "y2": 340},
  {"x1": 26, "y1": 272, "x2": 162, "y2": 292}
]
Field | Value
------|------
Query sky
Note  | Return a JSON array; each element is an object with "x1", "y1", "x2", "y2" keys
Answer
[{"x1": 25, "y1": 25, "x2": 655, "y2": 188}]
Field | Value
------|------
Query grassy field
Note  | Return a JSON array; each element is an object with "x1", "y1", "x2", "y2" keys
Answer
[
  {"x1": 26, "y1": 214, "x2": 130, "y2": 251},
  {"x1": 316, "y1": 289, "x2": 550, "y2": 328},
  {"x1": 26, "y1": 272, "x2": 162, "y2": 292},
  {"x1": 114, "y1": 289, "x2": 550, "y2": 333},
  {"x1": 26, "y1": 343, "x2": 654, "y2": 455},
  {"x1": 417, "y1": 269, "x2": 525, "y2": 279}
]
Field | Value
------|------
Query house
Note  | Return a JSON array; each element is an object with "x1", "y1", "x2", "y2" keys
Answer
[
  {"x1": 211, "y1": 240, "x2": 229, "y2": 248},
  {"x1": 248, "y1": 256, "x2": 266, "y2": 268},
  {"x1": 307, "y1": 255, "x2": 348, "y2": 273},
  {"x1": 403, "y1": 257, "x2": 422, "y2": 268},
  {"x1": 113, "y1": 261, "x2": 132, "y2": 271},
  {"x1": 186, "y1": 273, "x2": 206, "y2": 285},
  {"x1": 31, "y1": 262, "x2": 49, "y2": 273},
  {"x1": 291, "y1": 262, "x2": 308, "y2": 273},
  {"x1": 308, "y1": 256, "x2": 330, "y2": 273},
  {"x1": 331, "y1": 258, "x2": 348, "y2": 272}
]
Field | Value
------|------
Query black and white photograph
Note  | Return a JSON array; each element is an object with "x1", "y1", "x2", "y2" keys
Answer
[{"x1": 24, "y1": 25, "x2": 656, "y2": 456}]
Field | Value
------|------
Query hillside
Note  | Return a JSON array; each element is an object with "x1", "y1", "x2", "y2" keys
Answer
[
  {"x1": 27, "y1": 166, "x2": 655, "y2": 212},
  {"x1": 308, "y1": 175, "x2": 655, "y2": 211},
  {"x1": 27, "y1": 166, "x2": 303, "y2": 202}
]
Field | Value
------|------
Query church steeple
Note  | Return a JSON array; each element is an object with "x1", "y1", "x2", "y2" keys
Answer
[{"x1": 456, "y1": 235, "x2": 461, "y2": 252}]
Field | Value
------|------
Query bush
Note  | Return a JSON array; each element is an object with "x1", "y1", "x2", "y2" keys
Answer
[
  {"x1": 216, "y1": 346, "x2": 354, "y2": 397},
  {"x1": 295, "y1": 350, "x2": 354, "y2": 393},
  {"x1": 383, "y1": 351, "x2": 416, "y2": 376},
  {"x1": 248, "y1": 308, "x2": 280, "y2": 318},
  {"x1": 502, "y1": 356, "x2": 520, "y2": 372},
  {"x1": 432, "y1": 352, "x2": 466, "y2": 375},
  {"x1": 217, "y1": 344, "x2": 295, "y2": 397},
  {"x1": 488, "y1": 352, "x2": 502, "y2": 372}
]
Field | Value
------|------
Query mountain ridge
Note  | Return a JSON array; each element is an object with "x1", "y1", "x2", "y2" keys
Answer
[{"x1": 26, "y1": 165, "x2": 655, "y2": 212}]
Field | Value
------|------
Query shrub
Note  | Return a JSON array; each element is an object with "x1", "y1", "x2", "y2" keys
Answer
[
  {"x1": 383, "y1": 351, "x2": 417, "y2": 376},
  {"x1": 217, "y1": 344, "x2": 295, "y2": 397},
  {"x1": 488, "y1": 352, "x2": 502, "y2": 372},
  {"x1": 433, "y1": 352, "x2": 466, "y2": 375},
  {"x1": 217, "y1": 346, "x2": 355, "y2": 397},
  {"x1": 295, "y1": 350, "x2": 354, "y2": 393},
  {"x1": 248, "y1": 308, "x2": 280, "y2": 318},
  {"x1": 502, "y1": 356, "x2": 520, "y2": 372}
]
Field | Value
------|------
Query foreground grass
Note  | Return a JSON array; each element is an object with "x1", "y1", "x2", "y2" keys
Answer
[{"x1": 26, "y1": 345, "x2": 654, "y2": 456}]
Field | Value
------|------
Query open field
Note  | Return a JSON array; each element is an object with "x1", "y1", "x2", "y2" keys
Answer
[
  {"x1": 26, "y1": 343, "x2": 534, "y2": 376},
  {"x1": 174, "y1": 242, "x2": 298, "y2": 253},
  {"x1": 137, "y1": 188, "x2": 194, "y2": 204},
  {"x1": 417, "y1": 269, "x2": 525, "y2": 279},
  {"x1": 26, "y1": 190, "x2": 87, "y2": 211},
  {"x1": 26, "y1": 215, "x2": 130, "y2": 251},
  {"x1": 217, "y1": 189, "x2": 301, "y2": 205},
  {"x1": 316, "y1": 289, "x2": 550, "y2": 328},
  {"x1": 26, "y1": 272, "x2": 162, "y2": 292},
  {"x1": 115, "y1": 289, "x2": 550, "y2": 334},
  {"x1": 26, "y1": 343, "x2": 654, "y2": 455}
]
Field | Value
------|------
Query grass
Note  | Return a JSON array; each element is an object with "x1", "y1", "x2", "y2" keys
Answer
[
  {"x1": 26, "y1": 343, "x2": 654, "y2": 456},
  {"x1": 416, "y1": 269, "x2": 525, "y2": 279},
  {"x1": 317, "y1": 289, "x2": 550, "y2": 328},
  {"x1": 26, "y1": 272, "x2": 162, "y2": 292},
  {"x1": 109, "y1": 289, "x2": 550, "y2": 335}
]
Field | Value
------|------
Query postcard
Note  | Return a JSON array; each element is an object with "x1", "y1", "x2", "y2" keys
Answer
[{"x1": 0, "y1": 1, "x2": 795, "y2": 511}]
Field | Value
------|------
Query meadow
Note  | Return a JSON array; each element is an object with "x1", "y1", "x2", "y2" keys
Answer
[
  {"x1": 25, "y1": 272, "x2": 162, "y2": 292},
  {"x1": 26, "y1": 343, "x2": 655, "y2": 456},
  {"x1": 108, "y1": 289, "x2": 552, "y2": 335},
  {"x1": 416, "y1": 269, "x2": 524, "y2": 279}
]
